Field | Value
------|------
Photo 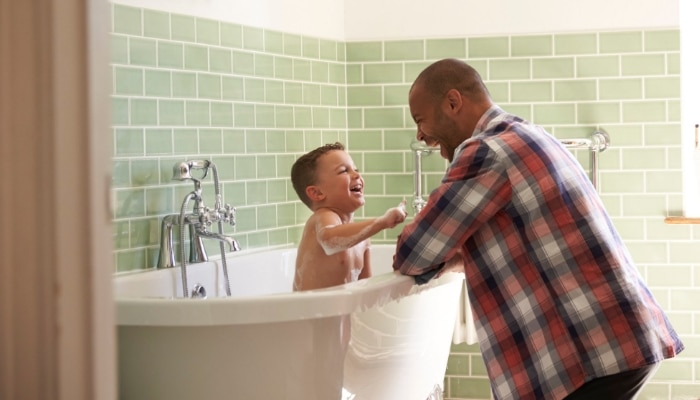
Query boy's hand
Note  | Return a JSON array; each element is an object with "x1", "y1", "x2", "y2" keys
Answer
[{"x1": 381, "y1": 200, "x2": 408, "y2": 228}]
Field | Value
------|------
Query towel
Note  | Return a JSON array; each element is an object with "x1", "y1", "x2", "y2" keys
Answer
[{"x1": 452, "y1": 279, "x2": 478, "y2": 345}]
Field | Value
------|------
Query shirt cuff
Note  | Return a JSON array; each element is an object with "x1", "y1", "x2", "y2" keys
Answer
[{"x1": 412, "y1": 262, "x2": 445, "y2": 284}]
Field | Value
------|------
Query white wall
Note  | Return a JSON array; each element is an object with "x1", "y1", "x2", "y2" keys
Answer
[
  {"x1": 112, "y1": 0, "x2": 347, "y2": 40},
  {"x1": 343, "y1": 0, "x2": 679, "y2": 40},
  {"x1": 680, "y1": 0, "x2": 700, "y2": 217},
  {"x1": 112, "y1": 0, "x2": 679, "y2": 40}
]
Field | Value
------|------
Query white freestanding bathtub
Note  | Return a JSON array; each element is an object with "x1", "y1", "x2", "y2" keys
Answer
[{"x1": 114, "y1": 244, "x2": 464, "y2": 400}]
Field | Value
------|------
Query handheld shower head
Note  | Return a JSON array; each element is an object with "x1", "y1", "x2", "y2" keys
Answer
[{"x1": 172, "y1": 160, "x2": 211, "y2": 181}]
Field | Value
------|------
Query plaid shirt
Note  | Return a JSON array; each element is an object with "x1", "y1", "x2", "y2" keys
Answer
[{"x1": 394, "y1": 106, "x2": 684, "y2": 400}]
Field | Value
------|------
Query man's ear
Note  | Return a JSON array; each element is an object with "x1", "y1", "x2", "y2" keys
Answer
[
  {"x1": 305, "y1": 185, "x2": 325, "y2": 202},
  {"x1": 444, "y1": 88, "x2": 463, "y2": 113}
]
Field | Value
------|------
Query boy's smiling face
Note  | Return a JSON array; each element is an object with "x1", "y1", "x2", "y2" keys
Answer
[{"x1": 307, "y1": 149, "x2": 365, "y2": 213}]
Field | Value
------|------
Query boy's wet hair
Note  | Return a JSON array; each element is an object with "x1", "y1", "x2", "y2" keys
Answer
[{"x1": 291, "y1": 142, "x2": 345, "y2": 209}]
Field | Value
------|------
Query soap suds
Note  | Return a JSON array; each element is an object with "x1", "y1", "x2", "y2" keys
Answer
[{"x1": 316, "y1": 222, "x2": 376, "y2": 256}]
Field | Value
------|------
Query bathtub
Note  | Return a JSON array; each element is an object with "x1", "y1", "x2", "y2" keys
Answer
[{"x1": 115, "y1": 244, "x2": 464, "y2": 400}]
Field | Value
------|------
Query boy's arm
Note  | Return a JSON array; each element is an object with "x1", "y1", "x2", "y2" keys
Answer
[
  {"x1": 316, "y1": 201, "x2": 406, "y2": 255},
  {"x1": 359, "y1": 244, "x2": 372, "y2": 279}
]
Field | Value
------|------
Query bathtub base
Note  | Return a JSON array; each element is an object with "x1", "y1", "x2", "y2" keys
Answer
[
  {"x1": 342, "y1": 282, "x2": 461, "y2": 400},
  {"x1": 118, "y1": 316, "x2": 347, "y2": 400}
]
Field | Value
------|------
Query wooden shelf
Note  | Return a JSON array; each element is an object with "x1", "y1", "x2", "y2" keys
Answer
[{"x1": 664, "y1": 216, "x2": 700, "y2": 224}]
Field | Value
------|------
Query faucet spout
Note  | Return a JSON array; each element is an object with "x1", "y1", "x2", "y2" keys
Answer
[
  {"x1": 195, "y1": 229, "x2": 241, "y2": 252},
  {"x1": 156, "y1": 214, "x2": 180, "y2": 269}
]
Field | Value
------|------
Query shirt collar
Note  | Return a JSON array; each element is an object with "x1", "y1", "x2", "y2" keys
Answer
[
  {"x1": 473, "y1": 104, "x2": 504, "y2": 136},
  {"x1": 453, "y1": 104, "x2": 504, "y2": 156}
]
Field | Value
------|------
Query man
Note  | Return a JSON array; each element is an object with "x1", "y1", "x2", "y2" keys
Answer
[{"x1": 393, "y1": 58, "x2": 683, "y2": 400}]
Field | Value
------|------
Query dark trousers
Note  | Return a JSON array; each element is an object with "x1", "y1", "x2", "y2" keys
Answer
[{"x1": 564, "y1": 364, "x2": 659, "y2": 400}]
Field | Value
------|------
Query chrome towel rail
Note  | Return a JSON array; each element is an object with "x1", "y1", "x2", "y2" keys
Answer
[
  {"x1": 410, "y1": 130, "x2": 611, "y2": 214},
  {"x1": 561, "y1": 130, "x2": 610, "y2": 190}
]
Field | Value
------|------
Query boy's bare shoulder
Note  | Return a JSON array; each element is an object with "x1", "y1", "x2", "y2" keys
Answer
[
  {"x1": 313, "y1": 207, "x2": 341, "y2": 217},
  {"x1": 309, "y1": 207, "x2": 343, "y2": 226}
]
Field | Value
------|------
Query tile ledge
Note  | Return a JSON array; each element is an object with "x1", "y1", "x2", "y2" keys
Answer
[{"x1": 664, "y1": 216, "x2": 700, "y2": 224}]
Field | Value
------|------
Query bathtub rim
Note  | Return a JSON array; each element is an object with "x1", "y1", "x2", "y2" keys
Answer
[{"x1": 115, "y1": 245, "x2": 465, "y2": 327}]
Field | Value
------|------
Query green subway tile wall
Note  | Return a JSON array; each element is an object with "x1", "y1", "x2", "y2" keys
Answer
[
  {"x1": 111, "y1": 4, "x2": 698, "y2": 398},
  {"x1": 111, "y1": 3, "x2": 349, "y2": 272}
]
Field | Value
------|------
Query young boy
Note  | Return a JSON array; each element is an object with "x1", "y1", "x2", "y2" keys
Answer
[{"x1": 290, "y1": 142, "x2": 407, "y2": 291}]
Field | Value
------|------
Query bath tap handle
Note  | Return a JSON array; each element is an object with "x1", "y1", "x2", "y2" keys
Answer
[
  {"x1": 201, "y1": 206, "x2": 236, "y2": 226},
  {"x1": 223, "y1": 204, "x2": 236, "y2": 225}
]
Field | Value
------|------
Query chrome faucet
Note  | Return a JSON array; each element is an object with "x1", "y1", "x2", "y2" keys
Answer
[
  {"x1": 156, "y1": 159, "x2": 239, "y2": 298},
  {"x1": 156, "y1": 208, "x2": 239, "y2": 268}
]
